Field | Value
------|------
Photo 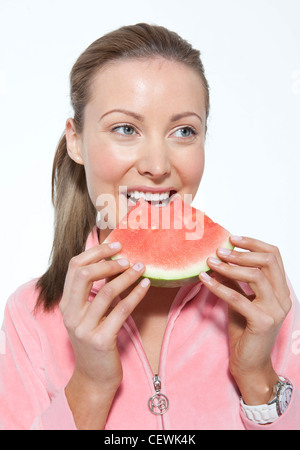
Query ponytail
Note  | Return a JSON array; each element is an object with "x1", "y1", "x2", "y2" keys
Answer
[{"x1": 35, "y1": 133, "x2": 96, "y2": 311}]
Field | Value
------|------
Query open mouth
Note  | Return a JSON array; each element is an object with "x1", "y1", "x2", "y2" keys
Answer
[{"x1": 125, "y1": 189, "x2": 177, "y2": 207}]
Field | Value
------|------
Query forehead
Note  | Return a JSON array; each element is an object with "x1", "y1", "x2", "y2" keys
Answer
[{"x1": 86, "y1": 57, "x2": 206, "y2": 118}]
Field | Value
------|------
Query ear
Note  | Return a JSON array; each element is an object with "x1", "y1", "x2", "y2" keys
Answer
[{"x1": 65, "y1": 118, "x2": 84, "y2": 165}]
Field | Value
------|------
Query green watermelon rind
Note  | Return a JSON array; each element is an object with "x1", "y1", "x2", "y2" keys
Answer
[{"x1": 110, "y1": 237, "x2": 234, "y2": 287}]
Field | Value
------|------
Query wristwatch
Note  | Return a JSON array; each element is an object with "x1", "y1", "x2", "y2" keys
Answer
[{"x1": 240, "y1": 376, "x2": 293, "y2": 424}]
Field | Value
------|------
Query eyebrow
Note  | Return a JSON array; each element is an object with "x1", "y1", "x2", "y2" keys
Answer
[
  {"x1": 171, "y1": 111, "x2": 203, "y2": 124},
  {"x1": 100, "y1": 109, "x2": 143, "y2": 122},
  {"x1": 99, "y1": 109, "x2": 203, "y2": 124}
]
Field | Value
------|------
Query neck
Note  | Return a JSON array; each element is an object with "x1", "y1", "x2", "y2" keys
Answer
[
  {"x1": 136, "y1": 285, "x2": 180, "y2": 315},
  {"x1": 120, "y1": 284, "x2": 180, "y2": 321}
]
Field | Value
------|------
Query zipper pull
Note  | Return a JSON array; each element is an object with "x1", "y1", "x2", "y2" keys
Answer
[
  {"x1": 148, "y1": 374, "x2": 169, "y2": 415},
  {"x1": 153, "y1": 375, "x2": 161, "y2": 393}
]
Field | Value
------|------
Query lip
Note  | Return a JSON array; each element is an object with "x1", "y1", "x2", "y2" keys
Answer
[{"x1": 122, "y1": 186, "x2": 177, "y2": 194}]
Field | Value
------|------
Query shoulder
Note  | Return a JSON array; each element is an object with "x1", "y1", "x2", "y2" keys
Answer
[
  {"x1": 5, "y1": 278, "x2": 61, "y2": 328},
  {"x1": 6, "y1": 279, "x2": 42, "y2": 314},
  {"x1": 3, "y1": 279, "x2": 67, "y2": 354}
]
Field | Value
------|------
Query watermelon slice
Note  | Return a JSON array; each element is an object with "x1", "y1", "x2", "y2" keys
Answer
[{"x1": 103, "y1": 195, "x2": 233, "y2": 287}]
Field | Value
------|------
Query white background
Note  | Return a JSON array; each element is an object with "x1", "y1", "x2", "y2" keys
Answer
[{"x1": 0, "y1": 0, "x2": 299, "y2": 323}]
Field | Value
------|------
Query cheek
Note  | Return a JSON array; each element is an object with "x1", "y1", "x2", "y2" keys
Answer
[
  {"x1": 81, "y1": 136, "x2": 134, "y2": 198},
  {"x1": 179, "y1": 148, "x2": 205, "y2": 188},
  {"x1": 84, "y1": 160, "x2": 123, "y2": 205},
  {"x1": 82, "y1": 149, "x2": 119, "y2": 203}
]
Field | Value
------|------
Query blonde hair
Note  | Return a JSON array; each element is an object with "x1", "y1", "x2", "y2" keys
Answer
[{"x1": 35, "y1": 23, "x2": 210, "y2": 310}]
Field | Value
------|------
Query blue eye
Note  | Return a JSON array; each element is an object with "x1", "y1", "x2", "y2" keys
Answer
[
  {"x1": 113, "y1": 125, "x2": 136, "y2": 136},
  {"x1": 173, "y1": 127, "x2": 196, "y2": 138}
]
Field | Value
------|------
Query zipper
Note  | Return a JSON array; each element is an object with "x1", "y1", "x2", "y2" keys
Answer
[
  {"x1": 122, "y1": 320, "x2": 166, "y2": 429},
  {"x1": 148, "y1": 374, "x2": 169, "y2": 415},
  {"x1": 122, "y1": 282, "x2": 202, "y2": 428}
]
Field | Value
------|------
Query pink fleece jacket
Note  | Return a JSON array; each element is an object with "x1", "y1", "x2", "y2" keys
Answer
[{"x1": 1, "y1": 227, "x2": 300, "y2": 430}]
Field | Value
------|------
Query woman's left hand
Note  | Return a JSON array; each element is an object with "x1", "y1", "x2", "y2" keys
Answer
[{"x1": 199, "y1": 235, "x2": 292, "y2": 405}]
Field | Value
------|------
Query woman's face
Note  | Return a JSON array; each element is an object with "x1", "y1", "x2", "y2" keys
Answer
[{"x1": 66, "y1": 57, "x2": 207, "y2": 241}]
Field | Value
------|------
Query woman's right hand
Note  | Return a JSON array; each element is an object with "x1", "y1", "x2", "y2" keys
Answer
[{"x1": 59, "y1": 241, "x2": 150, "y2": 429}]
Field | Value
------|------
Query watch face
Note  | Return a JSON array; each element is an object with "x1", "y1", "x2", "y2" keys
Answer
[{"x1": 279, "y1": 386, "x2": 293, "y2": 415}]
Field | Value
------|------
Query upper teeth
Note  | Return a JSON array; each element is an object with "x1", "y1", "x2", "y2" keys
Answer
[{"x1": 127, "y1": 190, "x2": 170, "y2": 202}]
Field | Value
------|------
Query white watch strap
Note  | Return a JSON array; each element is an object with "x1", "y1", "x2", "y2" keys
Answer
[
  {"x1": 240, "y1": 398, "x2": 279, "y2": 424},
  {"x1": 240, "y1": 376, "x2": 293, "y2": 424}
]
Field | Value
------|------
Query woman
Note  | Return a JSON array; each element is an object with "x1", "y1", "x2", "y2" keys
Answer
[{"x1": 1, "y1": 23, "x2": 299, "y2": 430}]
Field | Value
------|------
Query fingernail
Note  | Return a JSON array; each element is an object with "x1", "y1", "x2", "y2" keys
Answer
[
  {"x1": 140, "y1": 278, "x2": 150, "y2": 287},
  {"x1": 109, "y1": 242, "x2": 121, "y2": 249},
  {"x1": 230, "y1": 235, "x2": 242, "y2": 242},
  {"x1": 133, "y1": 262, "x2": 144, "y2": 271},
  {"x1": 208, "y1": 257, "x2": 221, "y2": 265},
  {"x1": 117, "y1": 258, "x2": 129, "y2": 266},
  {"x1": 217, "y1": 247, "x2": 231, "y2": 256},
  {"x1": 200, "y1": 271, "x2": 211, "y2": 282}
]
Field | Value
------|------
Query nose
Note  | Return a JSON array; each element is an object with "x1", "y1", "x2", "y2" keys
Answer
[{"x1": 136, "y1": 141, "x2": 171, "y2": 180}]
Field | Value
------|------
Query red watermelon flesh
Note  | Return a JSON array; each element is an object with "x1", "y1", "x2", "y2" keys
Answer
[{"x1": 104, "y1": 195, "x2": 233, "y2": 287}]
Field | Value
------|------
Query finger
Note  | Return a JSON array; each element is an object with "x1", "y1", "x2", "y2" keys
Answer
[
  {"x1": 99, "y1": 277, "x2": 151, "y2": 339},
  {"x1": 69, "y1": 241, "x2": 123, "y2": 269},
  {"x1": 200, "y1": 271, "x2": 284, "y2": 336},
  {"x1": 199, "y1": 271, "x2": 259, "y2": 323},
  {"x1": 62, "y1": 259, "x2": 133, "y2": 318},
  {"x1": 65, "y1": 242, "x2": 123, "y2": 291},
  {"x1": 210, "y1": 271, "x2": 255, "y2": 300},
  {"x1": 60, "y1": 242, "x2": 122, "y2": 309},
  {"x1": 81, "y1": 262, "x2": 147, "y2": 330},
  {"x1": 229, "y1": 236, "x2": 286, "y2": 274},
  {"x1": 216, "y1": 247, "x2": 290, "y2": 307},
  {"x1": 207, "y1": 257, "x2": 274, "y2": 301}
]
